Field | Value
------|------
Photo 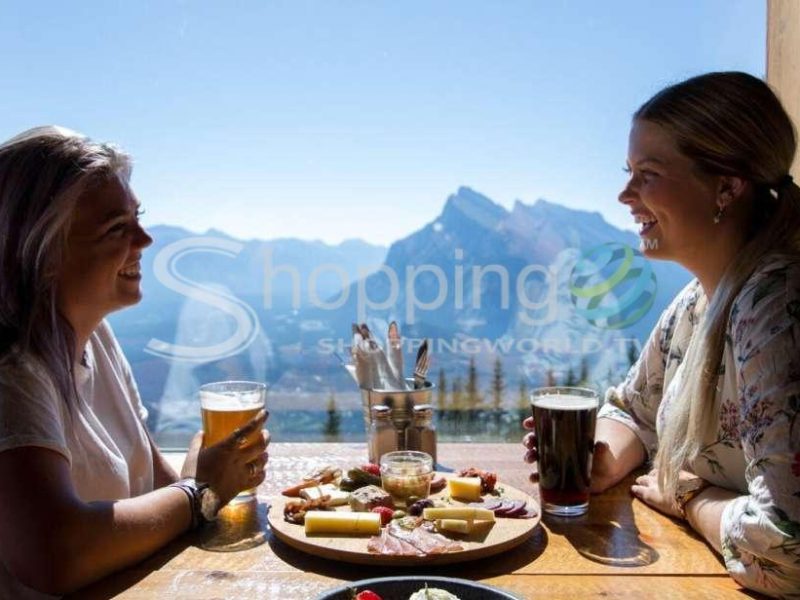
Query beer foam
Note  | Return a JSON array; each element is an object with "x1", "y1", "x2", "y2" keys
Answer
[
  {"x1": 200, "y1": 390, "x2": 264, "y2": 410},
  {"x1": 531, "y1": 394, "x2": 598, "y2": 410}
]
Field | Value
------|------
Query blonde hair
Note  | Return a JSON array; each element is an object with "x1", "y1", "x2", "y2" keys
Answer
[
  {"x1": 0, "y1": 126, "x2": 131, "y2": 405},
  {"x1": 636, "y1": 72, "x2": 800, "y2": 495}
]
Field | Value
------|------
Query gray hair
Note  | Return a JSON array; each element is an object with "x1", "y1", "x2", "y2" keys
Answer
[{"x1": 0, "y1": 126, "x2": 132, "y2": 405}]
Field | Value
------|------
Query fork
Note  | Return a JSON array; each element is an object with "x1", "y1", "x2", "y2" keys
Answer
[{"x1": 413, "y1": 339, "x2": 430, "y2": 389}]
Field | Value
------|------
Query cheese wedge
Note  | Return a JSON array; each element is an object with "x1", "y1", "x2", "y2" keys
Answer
[
  {"x1": 435, "y1": 518, "x2": 473, "y2": 534},
  {"x1": 303, "y1": 511, "x2": 381, "y2": 535},
  {"x1": 446, "y1": 477, "x2": 483, "y2": 501},
  {"x1": 300, "y1": 484, "x2": 350, "y2": 506},
  {"x1": 422, "y1": 506, "x2": 495, "y2": 522}
]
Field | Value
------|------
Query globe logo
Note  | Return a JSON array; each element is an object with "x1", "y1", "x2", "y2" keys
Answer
[{"x1": 569, "y1": 243, "x2": 657, "y2": 330}]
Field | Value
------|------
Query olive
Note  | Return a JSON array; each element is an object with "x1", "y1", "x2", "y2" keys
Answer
[
  {"x1": 407, "y1": 498, "x2": 435, "y2": 517},
  {"x1": 391, "y1": 510, "x2": 406, "y2": 520}
]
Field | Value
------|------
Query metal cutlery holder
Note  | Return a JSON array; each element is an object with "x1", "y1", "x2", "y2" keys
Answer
[{"x1": 361, "y1": 379, "x2": 434, "y2": 450}]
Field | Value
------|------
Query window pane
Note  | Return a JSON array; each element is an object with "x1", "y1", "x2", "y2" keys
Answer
[{"x1": 0, "y1": 1, "x2": 766, "y2": 447}]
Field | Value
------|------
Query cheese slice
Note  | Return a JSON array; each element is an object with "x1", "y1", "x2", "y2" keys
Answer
[
  {"x1": 435, "y1": 518, "x2": 474, "y2": 534},
  {"x1": 323, "y1": 490, "x2": 351, "y2": 507},
  {"x1": 300, "y1": 484, "x2": 350, "y2": 506},
  {"x1": 304, "y1": 511, "x2": 381, "y2": 535},
  {"x1": 422, "y1": 506, "x2": 495, "y2": 522},
  {"x1": 447, "y1": 477, "x2": 483, "y2": 501}
]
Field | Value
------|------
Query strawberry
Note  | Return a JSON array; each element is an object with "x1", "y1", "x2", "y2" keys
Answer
[
  {"x1": 371, "y1": 505, "x2": 394, "y2": 526},
  {"x1": 361, "y1": 463, "x2": 381, "y2": 477},
  {"x1": 355, "y1": 591, "x2": 383, "y2": 600}
]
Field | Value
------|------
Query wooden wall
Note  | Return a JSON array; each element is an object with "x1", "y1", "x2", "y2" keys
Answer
[{"x1": 768, "y1": 0, "x2": 800, "y2": 176}]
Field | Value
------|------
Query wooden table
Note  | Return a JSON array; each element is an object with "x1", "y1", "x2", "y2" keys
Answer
[{"x1": 71, "y1": 443, "x2": 756, "y2": 599}]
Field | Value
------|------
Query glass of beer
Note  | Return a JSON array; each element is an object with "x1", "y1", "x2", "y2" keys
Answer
[
  {"x1": 200, "y1": 381, "x2": 266, "y2": 503},
  {"x1": 531, "y1": 386, "x2": 599, "y2": 517}
]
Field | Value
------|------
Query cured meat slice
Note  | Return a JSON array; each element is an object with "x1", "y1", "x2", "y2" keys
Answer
[
  {"x1": 498, "y1": 500, "x2": 527, "y2": 517},
  {"x1": 367, "y1": 521, "x2": 464, "y2": 556},
  {"x1": 469, "y1": 498, "x2": 503, "y2": 511},
  {"x1": 493, "y1": 500, "x2": 517, "y2": 516},
  {"x1": 476, "y1": 498, "x2": 533, "y2": 518},
  {"x1": 367, "y1": 530, "x2": 420, "y2": 555},
  {"x1": 389, "y1": 521, "x2": 463, "y2": 555}
]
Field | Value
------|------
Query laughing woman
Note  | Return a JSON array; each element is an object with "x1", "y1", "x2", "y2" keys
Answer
[
  {"x1": 522, "y1": 72, "x2": 800, "y2": 596},
  {"x1": 0, "y1": 127, "x2": 270, "y2": 598}
]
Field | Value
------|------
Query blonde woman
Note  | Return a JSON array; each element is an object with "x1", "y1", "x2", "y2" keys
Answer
[
  {"x1": 0, "y1": 127, "x2": 270, "y2": 598},
  {"x1": 523, "y1": 72, "x2": 800, "y2": 596}
]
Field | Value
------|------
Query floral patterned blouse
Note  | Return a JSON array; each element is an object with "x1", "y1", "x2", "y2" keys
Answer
[{"x1": 599, "y1": 253, "x2": 800, "y2": 597}]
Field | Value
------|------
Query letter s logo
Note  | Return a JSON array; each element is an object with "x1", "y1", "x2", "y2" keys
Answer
[{"x1": 145, "y1": 237, "x2": 259, "y2": 362}]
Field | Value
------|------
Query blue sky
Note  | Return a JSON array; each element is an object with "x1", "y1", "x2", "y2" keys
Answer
[{"x1": 0, "y1": 1, "x2": 765, "y2": 245}]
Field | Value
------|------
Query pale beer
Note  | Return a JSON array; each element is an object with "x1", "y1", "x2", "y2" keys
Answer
[
  {"x1": 199, "y1": 381, "x2": 266, "y2": 502},
  {"x1": 201, "y1": 404, "x2": 262, "y2": 447}
]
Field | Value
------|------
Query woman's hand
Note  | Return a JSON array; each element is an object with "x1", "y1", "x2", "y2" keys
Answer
[
  {"x1": 181, "y1": 409, "x2": 270, "y2": 506},
  {"x1": 630, "y1": 469, "x2": 695, "y2": 519},
  {"x1": 522, "y1": 416, "x2": 628, "y2": 494},
  {"x1": 521, "y1": 416, "x2": 539, "y2": 481}
]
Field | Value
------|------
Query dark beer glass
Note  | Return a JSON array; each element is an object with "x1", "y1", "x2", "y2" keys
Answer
[{"x1": 531, "y1": 387, "x2": 599, "y2": 516}]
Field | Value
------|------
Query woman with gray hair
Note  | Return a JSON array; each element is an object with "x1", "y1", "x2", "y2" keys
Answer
[
  {"x1": 0, "y1": 126, "x2": 270, "y2": 597},
  {"x1": 524, "y1": 72, "x2": 800, "y2": 596}
]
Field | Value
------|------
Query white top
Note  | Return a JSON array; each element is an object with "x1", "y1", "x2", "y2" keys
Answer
[
  {"x1": 599, "y1": 254, "x2": 800, "y2": 596},
  {"x1": 0, "y1": 320, "x2": 154, "y2": 598}
]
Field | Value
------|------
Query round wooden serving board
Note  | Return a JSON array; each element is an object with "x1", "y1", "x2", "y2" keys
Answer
[{"x1": 267, "y1": 474, "x2": 541, "y2": 566}]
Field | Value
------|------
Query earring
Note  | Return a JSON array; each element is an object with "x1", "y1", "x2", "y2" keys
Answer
[{"x1": 713, "y1": 206, "x2": 725, "y2": 225}]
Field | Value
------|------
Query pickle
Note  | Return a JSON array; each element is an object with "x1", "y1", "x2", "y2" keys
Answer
[
  {"x1": 347, "y1": 467, "x2": 382, "y2": 487},
  {"x1": 338, "y1": 477, "x2": 362, "y2": 492}
]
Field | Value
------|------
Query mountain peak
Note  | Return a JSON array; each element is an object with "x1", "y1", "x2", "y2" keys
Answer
[
  {"x1": 337, "y1": 238, "x2": 387, "y2": 252},
  {"x1": 532, "y1": 197, "x2": 558, "y2": 209},
  {"x1": 513, "y1": 198, "x2": 605, "y2": 223},
  {"x1": 441, "y1": 187, "x2": 508, "y2": 230},
  {"x1": 204, "y1": 227, "x2": 238, "y2": 240}
]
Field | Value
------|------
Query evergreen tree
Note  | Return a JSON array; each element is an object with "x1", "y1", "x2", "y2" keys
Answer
[
  {"x1": 606, "y1": 367, "x2": 616, "y2": 390},
  {"x1": 627, "y1": 340, "x2": 640, "y2": 367},
  {"x1": 579, "y1": 357, "x2": 590, "y2": 387},
  {"x1": 565, "y1": 366, "x2": 577, "y2": 386},
  {"x1": 451, "y1": 376, "x2": 464, "y2": 433},
  {"x1": 545, "y1": 369, "x2": 557, "y2": 387},
  {"x1": 323, "y1": 392, "x2": 341, "y2": 441},
  {"x1": 517, "y1": 377, "x2": 530, "y2": 424},
  {"x1": 492, "y1": 357, "x2": 505, "y2": 412},
  {"x1": 451, "y1": 376, "x2": 464, "y2": 411},
  {"x1": 437, "y1": 368, "x2": 447, "y2": 413},
  {"x1": 465, "y1": 356, "x2": 481, "y2": 416}
]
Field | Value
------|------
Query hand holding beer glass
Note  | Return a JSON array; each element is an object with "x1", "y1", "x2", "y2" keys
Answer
[
  {"x1": 199, "y1": 381, "x2": 268, "y2": 504},
  {"x1": 524, "y1": 387, "x2": 600, "y2": 516}
]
